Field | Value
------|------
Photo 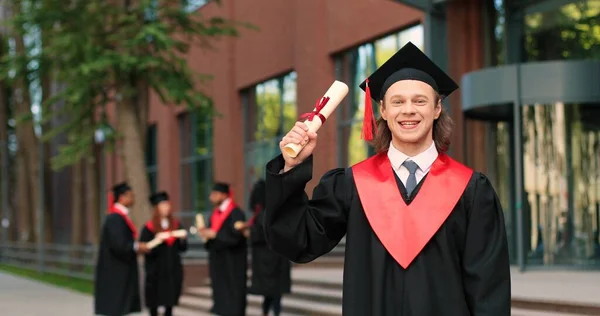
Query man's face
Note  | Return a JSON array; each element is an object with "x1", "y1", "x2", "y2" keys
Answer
[
  {"x1": 121, "y1": 190, "x2": 135, "y2": 207},
  {"x1": 209, "y1": 191, "x2": 226, "y2": 206},
  {"x1": 380, "y1": 80, "x2": 441, "y2": 150}
]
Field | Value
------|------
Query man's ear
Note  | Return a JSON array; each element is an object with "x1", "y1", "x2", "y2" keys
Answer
[
  {"x1": 380, "y1": 100, "x2": 386, "y2": 120},
  {"x1": 434, "y1": 99, "x2": 442, "y2": 120}
]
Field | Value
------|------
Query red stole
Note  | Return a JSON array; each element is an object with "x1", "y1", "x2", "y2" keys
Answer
[
  {"x1": 248, "y1": 205, "x2": 262, "y2": 226},
  {"x1": 109, "y1": 205, "x2": 138, "y2": 239},
  {"x1": 352, "y1": 152, "x2": 473, "y2": 269},
  {"x1": 145, "y1": 220, "x2": 179, "y2": 246},
  {"x1": 209, "y1": 199, "x2": 237, "y2": 233}
]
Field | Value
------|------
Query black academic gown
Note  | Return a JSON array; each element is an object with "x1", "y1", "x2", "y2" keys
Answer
[
  {"x1": 248, "y1": 209, "x2": 292, "y2": 297},
  {"x1": 94, "y1": 213, "x2": 142, "y2": 316},
  {"x1": 205, "y1": 207, "x2": 248, "y2": 316},
  {"x1": 264, "y1": 154, "x2": 511, "y2": 316},
  {"x1": 139, "y1": 222, "x2": 188, "y2": 309}
]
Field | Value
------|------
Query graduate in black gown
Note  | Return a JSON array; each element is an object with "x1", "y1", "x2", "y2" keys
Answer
[
  {"x1": 94, "y1": 182, "x2": 150, "y2": 316},
  {"x1": 263, "y1": 42, "x2": 511, "y2": 316},
  {"x1": 198, "y1": 182, "x2": 248, "y2": 316},
  {"x1": 139, "y1": 191, "x2": 188, "y2": 316},
  {"x1": 245, "y1": 179, "x2": 291, "y2": 316}
]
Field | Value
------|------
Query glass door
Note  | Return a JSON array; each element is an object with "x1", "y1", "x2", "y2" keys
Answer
[{"x1": 487, "y1": 120, "x2": 517, "y2": 263}]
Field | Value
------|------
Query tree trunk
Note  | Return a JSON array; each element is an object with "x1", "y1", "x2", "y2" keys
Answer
[
  {"x1": 116, "y1": 99, "x2": 150, "y2": 228},
  {"x1": 40, "y1": 60, "x2": 53, "y2": 243},
  {"x1": 71, "y1": 158, "x2": 84, "y2": 270},
  {"x1": 86, "y1": 142, "x2": 100, "y2": 244},
  {"x1": 15, "y1": 152, "x2": 33, "y2": 242},
  {"x1": 12, "y1": 6, "x2": 40, "y2": 242},
  {"x1": 0, "y1": 34, "x2": 9, "y2": 244}
]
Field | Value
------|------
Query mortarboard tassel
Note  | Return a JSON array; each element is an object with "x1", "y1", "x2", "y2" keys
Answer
[{"x1": 362, "y1": 79, "x2": 376, "y2": 141}]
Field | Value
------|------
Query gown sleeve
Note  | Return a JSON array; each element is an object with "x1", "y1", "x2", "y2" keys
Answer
[
  {"x1": 205, "y1": 208, "x2": 246, "y2": 251},
  {"x1": 461, "y1": 173, "x2": 511, "y2": 316},
  {"x1": 264, "y1": 154, "x2": 349, "y2": 264},
  {"x1": 249, "y1": 209, "x2": 266, "y2": 245},
  {"x1": 176, "y1": 223, "x2": 189, "y2": 253},
  {"x1": 139, "y1": 226, "x2": 159, "y2": 259},
  {"x1": 104, "y1": 214, "x2": 136, "y2": 259}
]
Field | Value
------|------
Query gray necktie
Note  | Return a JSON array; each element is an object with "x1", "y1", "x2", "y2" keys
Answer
[{"x1": 403, "y1": 160, "x2": 419, "y2": 196}]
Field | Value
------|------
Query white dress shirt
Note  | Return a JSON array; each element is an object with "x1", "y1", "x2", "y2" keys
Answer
[
  {"x1": 387, "y1": 141, "x2": 438, "y2": 187},
  {"x1": 113, "y1": 203, "x2": 129, "y2": 215},
  {"x1": 219, "y1": 198, "x2": 232, "y2": 212}
]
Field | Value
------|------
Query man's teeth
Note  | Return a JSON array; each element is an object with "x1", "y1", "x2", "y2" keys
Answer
[{"x1": 400, "y1": 122, "x2": 418, "y2": 126}]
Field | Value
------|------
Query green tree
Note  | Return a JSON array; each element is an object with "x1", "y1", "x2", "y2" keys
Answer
[{"x1": 2, "y1": 0, "x2": 248, "y2": 227}]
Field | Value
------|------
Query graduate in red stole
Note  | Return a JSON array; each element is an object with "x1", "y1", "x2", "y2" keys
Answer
[
  {"x1": 263, "y1": 42, "x2": 511, "y2": 316},
  {"x1": 94, "y1": 182, "x2": 149, "y2": 316},
  {"x1": 139, "y1": 191, "x2": 188, "y2": 316},
  {"x1": 199, "y1": 182, "x2": 248, "y2": 316}
]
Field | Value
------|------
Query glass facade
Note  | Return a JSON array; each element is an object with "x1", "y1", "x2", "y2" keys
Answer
[
  {"x1": 179, "y1": 111, "x2": 213, "y2": 221},
  {"x1": 524, "y1": 1, "x2": 600, "y2": 62},
  {"x1": 522, "y1": 103, "x2": 600, "y2": 265},
  {"x1": 478, "y1": 0, "x2": 600, "y2": 267},
  {"x1": 335, "y1": 24, "x2": 424, "y2": 167},
  {"x1": 242, "y1": 72, "x2": 297, "y2": 206}
]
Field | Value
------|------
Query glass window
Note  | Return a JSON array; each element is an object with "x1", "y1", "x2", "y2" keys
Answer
[
  {"x1": 145, "y1": 125, "x2": 158, "y2": 193},
  {"x1": 182, "y1": 0, "x2": 207, "y2": 13},
  {"x1": 524, "y1": 0, "x2": 600, "y2": 62},
  {"x1": 488, "y1": 121, "x2": 516, "y2": 263},
  {"x1": 335, "y1": 24, "x2": 424, "y2": 167},
  {"x1": 179, "y1": 111, "x2": 213, "y2": 223},
  {"x1": 522, "y1": 102, "x2": 600, "y2": 265},
  {"x1": 243, "y1": 71, "x2": 297, "y2": 207},
  {"x1": 144, "y1": 0, "x2": 158, "y2": 21}
]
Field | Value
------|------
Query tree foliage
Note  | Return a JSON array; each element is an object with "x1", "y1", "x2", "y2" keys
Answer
[{"x1": 1, "y1": 0, "x2": 248, "y2": 170}]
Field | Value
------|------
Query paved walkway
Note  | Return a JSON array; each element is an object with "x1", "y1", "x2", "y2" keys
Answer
[
  {"x1": 2, "y1": 267, "x2": 600, "y2": 316},
  {"x1": 0, "y1": 272, "x2": 97, "y2": 316},
  {"x1": 0, "y1": 271, "x2": 207, "y2": 316}
]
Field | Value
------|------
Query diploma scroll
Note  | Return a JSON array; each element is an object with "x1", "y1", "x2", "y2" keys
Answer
[
  {"x1": 192, "y1": 214, "x2": 207, "y2": 242},
  {"x1": 146, "y1": 229, "x2": 189, "y2": 249},
  {"x1": 146, "y1": 238, "x2": 163, "y2": 249},
  {"x1": 283, "y1": 80, "x2": 349, "y2": 158},
  {"x1": 195, "y1": 214, "x2": 206, "y2": 229}
]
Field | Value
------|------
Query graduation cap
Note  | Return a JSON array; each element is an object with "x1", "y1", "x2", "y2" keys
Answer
[
  {"x1": 358, "y1": 41, "x2": 459, "y2": 140},
  {"x1": 112, "y1": 182, "x2": 131, "y2": 200},
  {"x1": 212, "y1": 182, "x2": 230, "y2": 194},
  {"x1": 149, "y1": 191, "x2": 169, "y2": 206}
]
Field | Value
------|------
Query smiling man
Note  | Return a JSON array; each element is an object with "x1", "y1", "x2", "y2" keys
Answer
[{"x1": 263, "y1": 42, "x2": 511, "y2": 316}]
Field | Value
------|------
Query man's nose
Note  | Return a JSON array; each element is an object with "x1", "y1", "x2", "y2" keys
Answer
[{"x1": 400, "y1": 102, "x2": 417, "y2": 114}]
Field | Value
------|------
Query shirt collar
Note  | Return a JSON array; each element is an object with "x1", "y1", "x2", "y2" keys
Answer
[
  {"x1": 219, "y1": 198, "x2": 231, "y2": 212},
  {"x1": 114, "y1": 203, "x2": 129, "y2": 216},
  {"x1": 387, "y1": 141, "x2": 438, "y2": 172}
]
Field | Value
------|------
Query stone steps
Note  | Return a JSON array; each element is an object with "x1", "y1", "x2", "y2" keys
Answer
[
  {"x1": 179, "y1": 264, "x2": 600, "y2": 316},
  {"x1": 177, "y1": 284, "x2": 595, "y2": 316}
]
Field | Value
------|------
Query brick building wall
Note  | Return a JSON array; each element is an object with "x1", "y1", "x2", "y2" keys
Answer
[{"x1": 103, "y1": 0, "x2": 427, "y2": 213}]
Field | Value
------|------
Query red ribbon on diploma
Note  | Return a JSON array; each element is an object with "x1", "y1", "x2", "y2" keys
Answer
[{"x1": 299, "y1": 96, "x2": 330, "y2": 124}]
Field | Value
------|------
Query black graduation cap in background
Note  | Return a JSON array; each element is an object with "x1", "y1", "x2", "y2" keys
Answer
[
  {"x1": 149, "y1": 191, "x2": 169, "y2": 206},
  {"x1": 212, "y1": 182, "x2": 230, "y2": 194},
  {"x1": 112, "y1": 182, "x2": 131, "y2": 200},
  {"x1": 357, "y1": 41, "x2": 459, "y2": 141}
]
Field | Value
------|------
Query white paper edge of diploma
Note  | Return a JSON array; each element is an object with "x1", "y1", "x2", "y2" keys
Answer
[
  {"x1": 194, "y1": 214, "x2": 207, "y2": 242},
  {"x1": 282, "y1": 80, "x2": 349, "y2": 158},
  {"x1": 146, "y1": 229, "x2": 188, "y2": 249}
]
